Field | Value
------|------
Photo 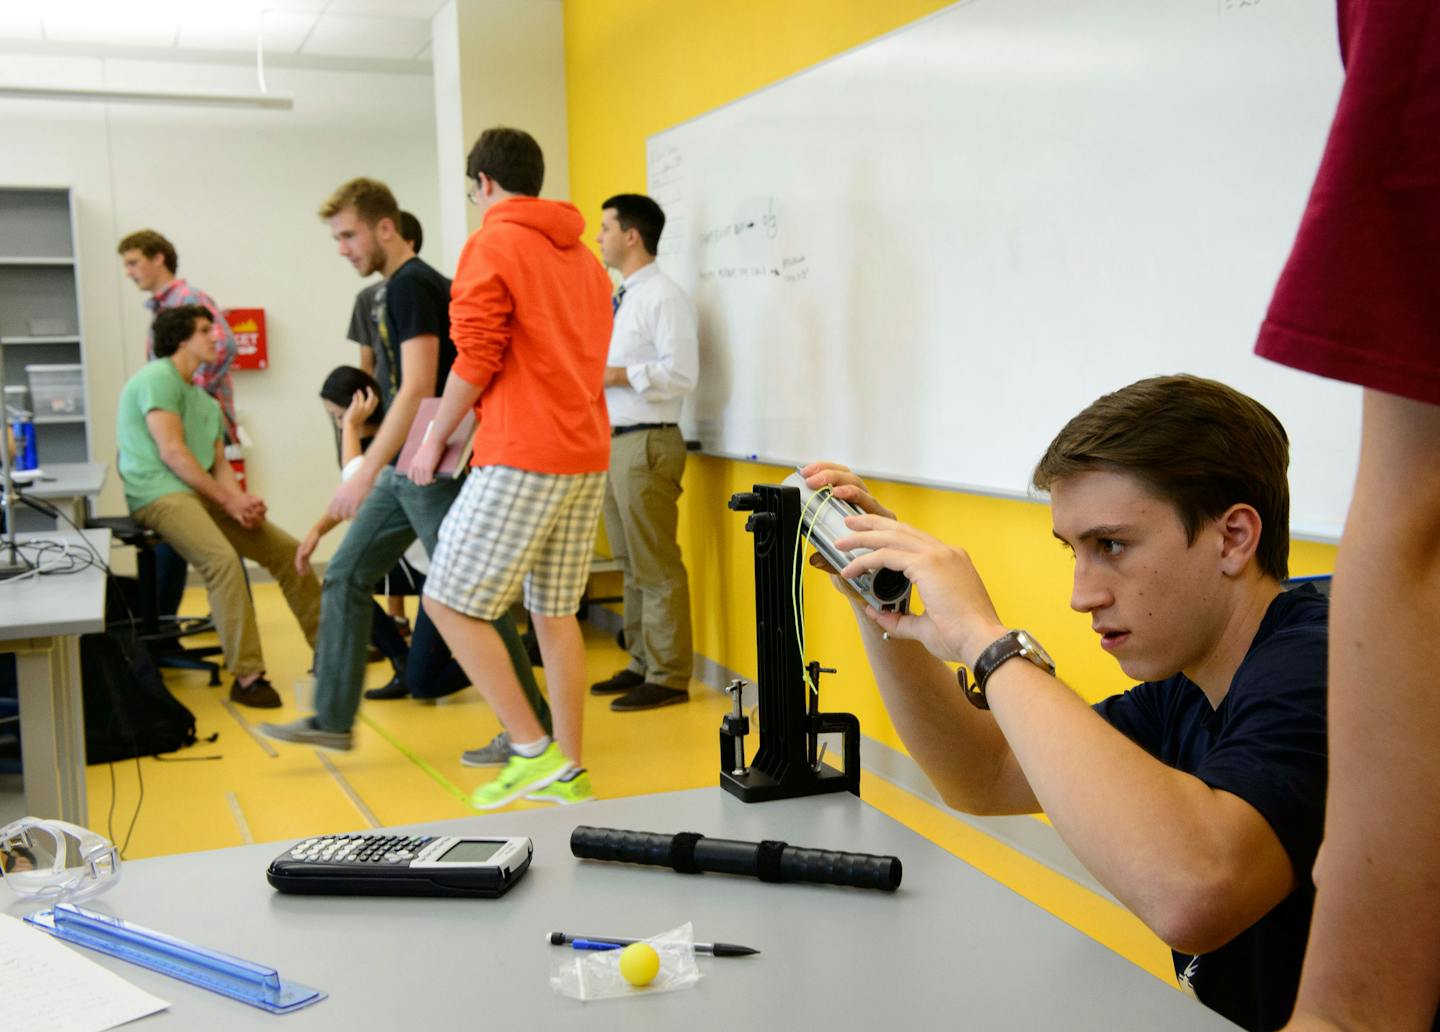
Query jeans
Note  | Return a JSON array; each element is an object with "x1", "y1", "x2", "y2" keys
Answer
[
  {"x1": 369, "y1": 598, "x2": 408, "y2": 674},
  {"x1": 313, "y1": 468, "x2": 548, "y2": 733},
  {"x1": 406, "y1": 610, "x2": 551, "y2": 732}
]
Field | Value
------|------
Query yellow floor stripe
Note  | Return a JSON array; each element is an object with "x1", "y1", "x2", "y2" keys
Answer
[
  {"x1": 220, "y1": 698, "x2": 278, "y2": 758},
  {"x1": 225, "y1": 790, "x2": 255, "y2": 844},
  {"x1": 316, "y1": 751, "x2": 382, "y2": 828}
]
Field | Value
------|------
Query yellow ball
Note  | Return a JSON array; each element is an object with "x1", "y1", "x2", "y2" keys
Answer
[{"x1": 618, "y1": 942, "x2": 661, "y2": 986}]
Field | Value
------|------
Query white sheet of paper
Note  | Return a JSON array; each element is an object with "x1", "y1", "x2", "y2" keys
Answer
[{"x1": 0, "y1": 913, "x2": 169, "y2": 1032}]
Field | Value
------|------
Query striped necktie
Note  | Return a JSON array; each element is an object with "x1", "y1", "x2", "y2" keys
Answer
[{"x1": 612, "y1": 285, "x2": 626, "y2": 315}]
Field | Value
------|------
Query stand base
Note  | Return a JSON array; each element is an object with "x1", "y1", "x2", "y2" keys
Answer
[
  {"x1": 0, "y1": 548, "x2": 30, "y2": 580},
  {"x1": 720, "y1": 763, "x2": 856, "y2": 803}
]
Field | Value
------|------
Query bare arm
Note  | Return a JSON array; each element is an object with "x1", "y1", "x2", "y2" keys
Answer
[
  {"x1": 359, "y1": 344, "x2": 375, "y2": 377},
  {"x1": 983, "y1": 657, "x2": 1295, "y2": 953},
  {"x1": 840, "y1": 585, "x2": 1040, "y2": 815},
  {"x1": 339, "y1": 387, "x2": 379, "y2": 468},
  {"x1": 145, "y1": 411, "x2": 262, "y2": 527},
  {"x1": 405, "y1": 369, "x2": 483, "y2": 486},
  {"x1": 295, "y1": 513, "x2": 341, "y2": 576},
  {"x1": 326, "y1": 334, "x2": 436, "y2": 519},
  {"x1": 1285, "y1": 391, "x2": 1440, "y2": 1031},
  {"x1": 804, "y1": 462, "x2": 1037, "y2": 814}
]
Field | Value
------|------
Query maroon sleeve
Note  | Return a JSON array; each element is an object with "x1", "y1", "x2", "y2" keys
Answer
[{"x1": 1255, "y1": 0, "x2": 1440, "y2": 406}]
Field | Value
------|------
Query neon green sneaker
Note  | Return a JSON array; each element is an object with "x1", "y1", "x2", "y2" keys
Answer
[
  {"x1": 525, "y1": 769, "x2": 594, "y2": 805},
  {"x1": 470, "y1": 743, "x2": 569, "y2": 810}
]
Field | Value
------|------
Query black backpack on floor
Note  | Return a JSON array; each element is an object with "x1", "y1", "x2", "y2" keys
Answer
[{"x1": 80, "y1": 619, "x2": 198, "y2": 764}]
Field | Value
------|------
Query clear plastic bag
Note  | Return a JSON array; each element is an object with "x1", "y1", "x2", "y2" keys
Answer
[{"x1": 549, "y1": 921, "x2": 703, "y2": 1001}]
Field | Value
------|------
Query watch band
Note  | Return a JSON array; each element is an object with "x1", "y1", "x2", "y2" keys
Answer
[{"x1": 958, "y1": 630, "x2": 1056, "y2": 710}]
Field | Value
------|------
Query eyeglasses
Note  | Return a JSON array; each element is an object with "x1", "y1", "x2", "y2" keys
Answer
[
  {"x1": 0, "y1": 817, "x2": 121, "y2": 902},
  {"x1": 465, "y1": 178, "x2": 481, "y2": 206}
]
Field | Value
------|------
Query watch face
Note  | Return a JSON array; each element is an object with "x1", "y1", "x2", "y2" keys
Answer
[{"x1": 1015, "y1": 630, "x2": 1056, "y2": 673}]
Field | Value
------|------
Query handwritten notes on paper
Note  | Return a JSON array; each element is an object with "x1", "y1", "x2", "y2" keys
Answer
[{"x1": 0, "y1": 913, "x2": 168, "y2": 1032}]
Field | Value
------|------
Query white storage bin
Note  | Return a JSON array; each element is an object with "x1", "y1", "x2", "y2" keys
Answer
[{"x1": 26, "y1": 363, "x2": 85, "y2": 418}]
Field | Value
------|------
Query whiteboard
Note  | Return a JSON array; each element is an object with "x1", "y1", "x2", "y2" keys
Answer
[{"x1": 648, "y1": 0, "x2": 1357, "y2": 540}]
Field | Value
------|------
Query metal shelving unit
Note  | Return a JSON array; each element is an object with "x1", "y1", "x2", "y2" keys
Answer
[{"x1": 0, "y1": 187, "x2": 91, "y2": 465}]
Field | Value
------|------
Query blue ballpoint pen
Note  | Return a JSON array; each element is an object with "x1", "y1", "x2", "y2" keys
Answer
[
  {"x1": 548, "y1": 931, "x2": 760, "y2": 957},
  {"x1": 570, "y1": 939, "x2": 623, "y2": 951}
]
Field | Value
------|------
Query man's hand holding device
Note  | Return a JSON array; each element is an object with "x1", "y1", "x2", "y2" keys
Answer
[{"x1": 801, "y1": 461, "x2": 1008, "y2": 669}]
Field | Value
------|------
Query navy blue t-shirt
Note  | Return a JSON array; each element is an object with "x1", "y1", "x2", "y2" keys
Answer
[{"x1": 1093, "y1": 587, "x2": 1328, "y2": 1032}]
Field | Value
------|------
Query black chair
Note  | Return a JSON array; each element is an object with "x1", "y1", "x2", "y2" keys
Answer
[
  {"x1": 1283, "y1": 574, "x2": 1333, "y2": 597},
  {"x1": 86, "y1": 515, "x2": 225, "y2": 686}
]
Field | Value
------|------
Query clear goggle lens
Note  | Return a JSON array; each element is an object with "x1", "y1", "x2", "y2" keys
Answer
[{"x1": 0, "y1": 817, "x2": 121, "y2": 902}]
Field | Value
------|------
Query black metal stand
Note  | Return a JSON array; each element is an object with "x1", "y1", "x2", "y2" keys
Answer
[{"x1": 720, "y1": 484, "x2": 860, "y2": 802}]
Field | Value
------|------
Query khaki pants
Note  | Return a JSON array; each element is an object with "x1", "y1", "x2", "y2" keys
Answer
[
  {"x1": 132, "y1": 492, "x2": 320, "y2": 679},
  {"x1": 601, "y1": 426, "x2": 693, "y2": 691}
]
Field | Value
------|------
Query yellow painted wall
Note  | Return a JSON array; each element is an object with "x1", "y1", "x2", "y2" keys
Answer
[{"x1": 561, "y1": 0, "x2": 1339, "y2": 756}]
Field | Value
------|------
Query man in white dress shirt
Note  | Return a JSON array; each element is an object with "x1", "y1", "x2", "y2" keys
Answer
[{"x1": 591, "y1": 194, "x2": 699, "y2": 711}]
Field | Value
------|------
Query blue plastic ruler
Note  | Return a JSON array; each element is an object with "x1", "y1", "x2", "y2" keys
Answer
[{"x1": 25, "y1": 903, "x2": 326, "y2": 1014}]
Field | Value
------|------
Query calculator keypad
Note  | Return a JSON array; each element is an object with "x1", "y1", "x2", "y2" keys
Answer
[{"x1": 288, "y1": 834, "x2": 435, "y2": 865}]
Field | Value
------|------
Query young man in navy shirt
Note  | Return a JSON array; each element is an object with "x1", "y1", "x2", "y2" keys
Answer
[{"x1": 805, "y1": 375, "x2": 1327, "y2": 1032}]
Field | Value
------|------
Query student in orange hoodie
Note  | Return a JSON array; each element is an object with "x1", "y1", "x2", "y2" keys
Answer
[{"x1": 408, "y1": 127, "x2": 613, "y2": 810}]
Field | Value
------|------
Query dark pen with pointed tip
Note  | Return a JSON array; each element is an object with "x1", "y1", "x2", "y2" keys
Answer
[{"x1": 547, "y1": 931, "x2": 760, "y2": 957}]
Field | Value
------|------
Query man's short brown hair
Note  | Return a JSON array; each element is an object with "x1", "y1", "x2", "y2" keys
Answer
[
  {"x1": 465, "y1": 127, "x2": 544, "y2": 197},
  {"x1": 117, "y1": 230, "x2": 177, "y2": 273},
  {"x1": 1032, "y1": 374, "x2": 1291, "y2": 581},
  {"x1": 317, "y1": 177, "x2": 400, "y2": 229}
]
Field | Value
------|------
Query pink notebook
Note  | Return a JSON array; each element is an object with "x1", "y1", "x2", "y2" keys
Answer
[{"x1": 395, "y1": 397, "x2": 476, "y2": 478}]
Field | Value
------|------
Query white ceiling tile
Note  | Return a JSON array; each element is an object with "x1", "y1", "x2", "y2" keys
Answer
[
  {"x1": 413, "y1": 42, "x2": 432, "y2": 60},
  {"x1": 42, "y1": 17, "x2": 178, "y2": 48},
  {"x1": 177, "y1": 10, "x2": 319, "y2": 55},
  {"x1": 301, "y1": 13, "x2": 430, "y2": 60},
  {"x1": 0, "y1": 12, "x2": 43, "y2": 42},
  {"x1": 322, "y1": 0, "x2": 450, "y2": 18}
]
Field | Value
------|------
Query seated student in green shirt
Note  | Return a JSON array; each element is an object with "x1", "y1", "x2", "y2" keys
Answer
[{"x1": 117, "y1": 304, "x2": 320, "y2": 708}]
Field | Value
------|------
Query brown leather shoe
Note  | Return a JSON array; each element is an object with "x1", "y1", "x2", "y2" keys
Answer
[
  {"x1": 610, "y1": 683, "x2": 690, "y2": 711},
  {"x1": 589, "y1": 668, "x2": 645, "y2": 696},
  {"x1": 230, "y1": 676, "x2": 282, "y2": 709}
]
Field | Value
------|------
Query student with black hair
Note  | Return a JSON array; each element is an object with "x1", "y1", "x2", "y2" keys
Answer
[{"x1": 295, "y1": 366, "x2": 410, "y2": 694}]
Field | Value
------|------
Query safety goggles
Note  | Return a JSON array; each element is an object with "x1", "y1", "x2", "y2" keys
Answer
[{"x1": 0, "y1": 817, "x2": 121, "y2": 902}]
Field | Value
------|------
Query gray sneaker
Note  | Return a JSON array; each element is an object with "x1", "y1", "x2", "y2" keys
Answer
[
  {"x1": 460, "y1": 731, "x2": 512, "y2": 767},
  {"x1": 259, "y1": 716, "x2": 353, "y2": 752}
]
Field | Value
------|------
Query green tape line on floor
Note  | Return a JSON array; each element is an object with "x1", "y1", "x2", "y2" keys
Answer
[{"x1": 358, "y1": 713, "x2": 471, "y2": 806}]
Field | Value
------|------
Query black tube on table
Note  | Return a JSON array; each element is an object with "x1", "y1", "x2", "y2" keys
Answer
[{"x1": 570, "y1": 826, "x2": 902, "y2": 892}]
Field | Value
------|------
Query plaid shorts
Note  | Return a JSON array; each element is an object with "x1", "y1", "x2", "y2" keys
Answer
[{"x1": 424, "y1": 466, "x2": 607, "y2": 620}]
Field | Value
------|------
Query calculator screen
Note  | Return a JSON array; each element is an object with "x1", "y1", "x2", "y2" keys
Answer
[{"x1": 436, "y1": 840, "x2": 505, "y2": 864}]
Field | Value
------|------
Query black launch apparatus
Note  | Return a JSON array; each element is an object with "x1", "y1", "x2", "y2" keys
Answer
[{"x1": 718, "y1": 480, "x2": 908, "y2": 803}]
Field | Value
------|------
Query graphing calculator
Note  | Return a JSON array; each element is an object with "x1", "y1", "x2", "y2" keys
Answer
[{"x1": 266, "y1": 833, "x2": 533, "y2": 898}]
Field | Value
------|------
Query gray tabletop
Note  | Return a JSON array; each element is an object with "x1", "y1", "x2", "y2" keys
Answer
[
  {"x1": 23, "y1": 461, "x2": 107, "y2": 501},
  {"x1": 5, "y1": 788, "x2": 1236, "y2": 1029},
  {"x1": 0, "y1": 529, "x2": 109, "y2": 638}
]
